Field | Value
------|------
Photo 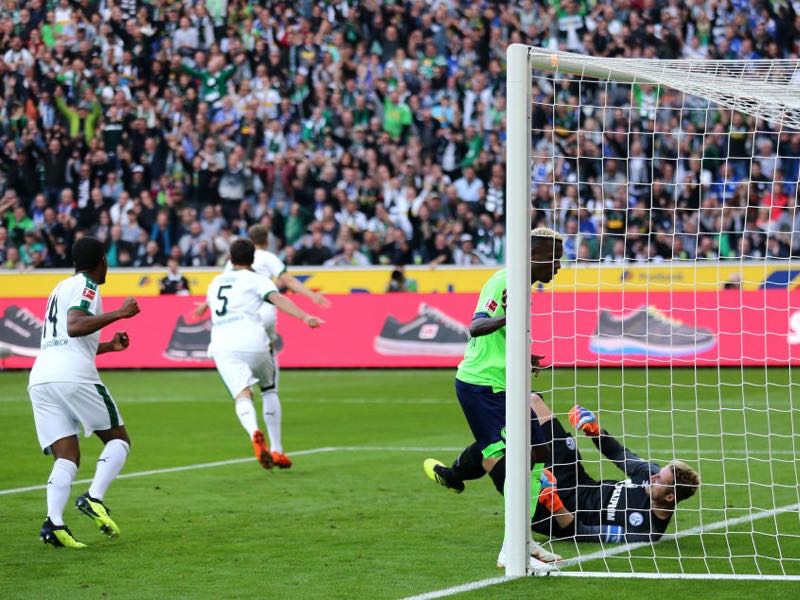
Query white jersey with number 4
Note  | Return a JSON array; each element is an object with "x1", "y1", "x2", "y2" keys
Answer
[
  {"x1": 224, "y1": 249, "x2": 286, "y2": 330},
  {"x1": 29, "y1": 273, "x2": 103, "y2": 386},
  {"x1": 207, "y1": 269, "x2": 278, "y2": 354}
]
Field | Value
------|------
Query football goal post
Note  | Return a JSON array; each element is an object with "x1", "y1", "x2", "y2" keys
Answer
[{"x1": 505, "y1": 44, "x2": 800, "y2": 580}]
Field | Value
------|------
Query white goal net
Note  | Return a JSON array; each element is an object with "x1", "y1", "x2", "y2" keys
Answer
[{"x1": 504, "y1": 45, "x2": 800, "y2": 581}]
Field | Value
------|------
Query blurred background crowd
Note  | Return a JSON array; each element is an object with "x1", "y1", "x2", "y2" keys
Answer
[{"x1": 1, "y1": 0, "x2": 800, "y2": 271}]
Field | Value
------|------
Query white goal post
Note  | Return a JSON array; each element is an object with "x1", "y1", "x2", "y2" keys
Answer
[{"x1": 505, "y1": 44, "x2": 800, "y2": 580}]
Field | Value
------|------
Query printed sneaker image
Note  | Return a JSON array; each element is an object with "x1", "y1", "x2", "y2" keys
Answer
[
  {"x1": 374, "y1": 303, "x2": 468, "y2": 356},
  {"x1": 590, "y1": 306, "x2": 716, "y2": 357},
  {"x1": 164, "y1": 315, "x2": 211, "y2": 360},
  {"x1": 0, "y1": 305, "x2": 43, "y2": 357}
]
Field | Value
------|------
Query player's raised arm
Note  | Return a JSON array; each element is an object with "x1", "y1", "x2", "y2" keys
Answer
[
  {"x1": 266, "y1": 292, "x2": 324, "y2": 328},
  {"x1": 67, "y1": 298, "x2": 140, "y2": 338},
  {"x1": 569, "y1": 404, "x2": 657, "y2": 480},
  {"x1": 278, "y1": 272, "x2": 331, "y2": 307}
]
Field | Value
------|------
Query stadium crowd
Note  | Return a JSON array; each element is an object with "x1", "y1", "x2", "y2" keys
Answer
[{"x1": 1, "y1": 0, "x2": 800, "y2": 271}]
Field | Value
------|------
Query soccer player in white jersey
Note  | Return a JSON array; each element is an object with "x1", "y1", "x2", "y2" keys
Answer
[
  {"x1": 199, "y1": 238, "x2": 323, "y2": 470},
  {"x1": 28, "y1": 237, "x2": 140, "y2": 549},
  {"x1": 229, "y1": 224, "x2": 329, "y2": 468}
]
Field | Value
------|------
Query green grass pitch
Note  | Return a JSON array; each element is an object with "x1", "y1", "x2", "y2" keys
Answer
[{"x1": 1, "y1": 368, "x2": 798, "y2": 598}]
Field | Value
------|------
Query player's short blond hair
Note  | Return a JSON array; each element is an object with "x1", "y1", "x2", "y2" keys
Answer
[
  {"x1": 248, "y1": 224, "x2": 270, "y2": 247},
  {"x1": 669, "y1": 460, "x2": 700, "y2": 503},
  {"x1": 530, "y1": 227, "x2": 564, "y2": 242},
  {"x1": 530, "y1": 227, "x2": 563, "y2": 252}
]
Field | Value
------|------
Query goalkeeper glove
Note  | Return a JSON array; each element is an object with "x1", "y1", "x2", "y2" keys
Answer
[
  {"x1": 568, "y1": 404, "x2": 600, "y2": 436},
  {"x1": 538, "y1": 468, "x2": 564, "y2": 513}
]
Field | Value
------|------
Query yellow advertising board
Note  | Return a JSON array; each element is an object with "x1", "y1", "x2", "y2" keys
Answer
[{"x1": 0, "y1": 262, "x2": 794, "y2": 298}]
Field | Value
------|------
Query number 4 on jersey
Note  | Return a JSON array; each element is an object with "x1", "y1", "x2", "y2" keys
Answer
[{"x1": 45, "y1": 294, "x2": 59, "y2": 338}]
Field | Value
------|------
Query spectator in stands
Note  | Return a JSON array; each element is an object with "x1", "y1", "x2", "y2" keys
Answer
[
  {"x1": 160, "y1": 257, "x2": 191, "y2": 295},
  {"x1": 387, "y1": 265, "x2": 418, "y2": 292},
  {"x1": 325, "y1": 239, "x2": 370, "y2": 267},
  {"x1": 0, "y1": 0, "x2": 798, "y2": 269},
  {"x1": 294, "y1": 228, "x2": 335, "y2": 266}
]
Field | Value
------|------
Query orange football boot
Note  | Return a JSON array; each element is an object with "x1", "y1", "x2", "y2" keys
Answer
[
  {"x1": 252, "y1": 430, "x2": 273, "y2": 470},
  {"x1": 271, "y1": 451, "x2": 292, "y2": 469}
]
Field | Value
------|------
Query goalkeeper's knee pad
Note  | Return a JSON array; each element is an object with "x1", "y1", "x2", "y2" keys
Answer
[{"x1": 488, "y1": 457, "x2": 506, "y2": 495}]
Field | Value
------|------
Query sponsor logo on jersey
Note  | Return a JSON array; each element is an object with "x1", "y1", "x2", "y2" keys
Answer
[
  {"x1": 82, "y1": 288, "x2": 96, "y2": 301},
  {"x1": 484, "y1": 299, "x2": 498, "y2": 313},
  {"x1": 629, "y1": 512, "x2": 644, "y2": 527},
  {"x1": 605, "y1": 478, "x2": 635, "y2": 522},
  {"x1": 606, "y1": 482, "x2": 624, "y2": 522},
  {"x1": 41, "y1": 338, "x2": 68, "y2": 349}
]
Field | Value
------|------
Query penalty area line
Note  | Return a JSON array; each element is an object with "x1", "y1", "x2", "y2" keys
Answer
[{"x1": 0, "y1": 445, "x2": 461, "y2": 496}]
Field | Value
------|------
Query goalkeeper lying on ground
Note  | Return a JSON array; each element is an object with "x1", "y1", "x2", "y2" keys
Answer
[{"x1": 425, "y1": 394, "x2": 700, "y2": 544}]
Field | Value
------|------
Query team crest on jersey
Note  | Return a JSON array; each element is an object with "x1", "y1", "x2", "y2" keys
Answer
[
  {"x1": 628, "y1": 512, "x2": 644, "y2": 527},
  {"x1": 82, "y1": 288, "x2": 96, "y2": 301},
  {"x1": 565, "y1": 437, "x2": 576, "y2": 450},
  {"x1": 484, "y1": 299, "x2": 498, "y2": 313}
]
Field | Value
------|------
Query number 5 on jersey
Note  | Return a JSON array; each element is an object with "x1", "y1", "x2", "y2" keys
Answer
[{"x1": 215, "y1": 285, "x2": 232, "y2": 316}]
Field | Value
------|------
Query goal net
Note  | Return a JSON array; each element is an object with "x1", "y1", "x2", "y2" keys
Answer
[{"x1": 504, "y1": 45, "x2": 800, "y2": 581}]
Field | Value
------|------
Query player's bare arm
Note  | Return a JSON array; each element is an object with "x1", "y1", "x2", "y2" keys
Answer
[
  {"x1": 531, "y1": 354, "x2": 546, "y2": 377},
  {"x1": 470, "y1": 287, "x2": 506, "y2": 337},
  {"x1": 97, "y1": 332, "x2": 131, "y2": 355},
  {"x1": 278, "y1": 272, "x2": 331, "y2": 307},
  {"x1": 67, "y1": 297, "x2": 140, "y2": 337},
  {"x1": 470, "y1": 315, "x2": 506, "y2": 337},
  {"x1": 193, "y1": 301, "x2": 209, "y2": 317},
  {"x1": 267, "y1": 292, "x2": 324, "y2": 328}
]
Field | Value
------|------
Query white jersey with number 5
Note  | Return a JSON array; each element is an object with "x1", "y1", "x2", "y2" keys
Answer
[
  {"x1": 207, "y1": 269, "x2": 278, "y2": 353},
  {"x1": 224, "y1": 249, "x2": 285, "y2": 331},
  {"x1": 29, "y1": 273, "x2": 103, "y2": 386}
]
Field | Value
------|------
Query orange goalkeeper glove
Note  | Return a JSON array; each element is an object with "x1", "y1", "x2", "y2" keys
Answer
[
  {"x1": 568, "y1": 404, "x2": 600, "y2": 436},
  {"x1": 538, "y1": 468, "x2": 564, "y2": 513}
]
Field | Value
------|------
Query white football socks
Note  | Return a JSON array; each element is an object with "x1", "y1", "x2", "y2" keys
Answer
[
  {"x1": 235, "y1": 396, "x2": 259, "y2": 437},
  {"x1": 88, "y1": 439, "x2": 130, "y2": 501},
  {"x1": 47, "y1": 458, "x2": 77, "y2": 526},
  {"x1": 262, "y1": 390, "x2": 283, "y2": 453}
]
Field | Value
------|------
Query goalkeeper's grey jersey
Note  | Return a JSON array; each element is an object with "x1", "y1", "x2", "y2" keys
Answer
[{"x1": 577, "y1": 432, "x2": 670, "y2": 542}]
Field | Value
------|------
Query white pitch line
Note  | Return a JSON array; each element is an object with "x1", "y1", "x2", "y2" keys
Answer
[
  {"x1": 538, "y1": 500, "x2": 800, "y2": 573},
  {"x1": 402, "y1": 576, "x2": 518, "y2": 600},
  {"x1": 540, "y1": 571, "x2": 800, "y2": 581},
  {"x1": 403, "y1": 501, "x2": 800, "y2": 600},
  {"x1": 0, "y1": 445, "x2": 462, "y2": 497}
]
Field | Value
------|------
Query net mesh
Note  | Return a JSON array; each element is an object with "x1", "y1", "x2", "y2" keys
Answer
[{"x1": 525, "y1": 48, "x2": 800, "y2": 578}]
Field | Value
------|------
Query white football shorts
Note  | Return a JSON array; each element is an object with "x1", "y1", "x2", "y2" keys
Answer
[
  {"x1": 213, "y1": 350, "x2": 276, "y2": 397},
  {"x1": 258, "y1": 303, "x2": 277, "y2": 333},
  {"x1": 29, "y1": 382, "x2": 124, "y2": 452}
]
